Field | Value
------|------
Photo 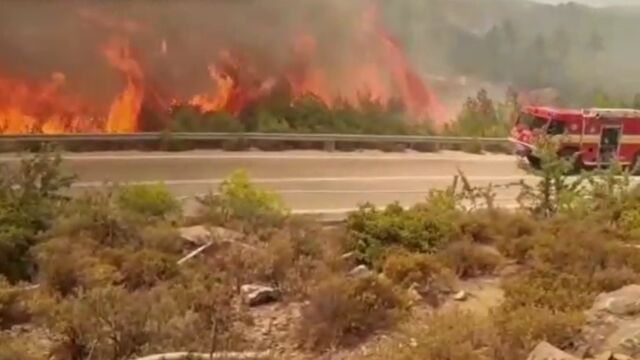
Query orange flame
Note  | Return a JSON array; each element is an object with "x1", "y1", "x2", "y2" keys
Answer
[
  {"x1": 286, "y1": 34, "x2": 332, "y2": 105},
  {"x1": 101, "y1": 37, "x2": 144, "y2": 133},
  {"x1": 0, "y1": 72, "x2": 98, "y2": 134}
]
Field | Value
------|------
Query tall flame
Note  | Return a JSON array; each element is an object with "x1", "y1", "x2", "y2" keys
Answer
[{"x1": 101, "y1": 37, "x2": 144, "y2": 133}]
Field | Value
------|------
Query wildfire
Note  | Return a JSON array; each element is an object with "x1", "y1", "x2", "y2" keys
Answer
[
  {"x1": 0, "y1": 3, "x2": 444, "y2": 134},
  {"x1": 0, "y1": 72, "x2": 99, "y2": 134},
  {"x1": 101, "y1": 37, "x2": 144, "y2": 133}
]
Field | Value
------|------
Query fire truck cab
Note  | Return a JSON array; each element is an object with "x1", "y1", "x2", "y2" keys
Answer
[{"x1": 509, "y1": 106, "x2": 640, "y2": 171}]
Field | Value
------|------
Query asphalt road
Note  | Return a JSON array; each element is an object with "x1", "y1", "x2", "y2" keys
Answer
[{"x1": 0, "y1": 150, "x2": 532, "y2": 213}]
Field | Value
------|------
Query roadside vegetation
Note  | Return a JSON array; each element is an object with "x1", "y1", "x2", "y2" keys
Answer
[{"x1": 3, "y1": 141, "x2": 640, "y2": 359}]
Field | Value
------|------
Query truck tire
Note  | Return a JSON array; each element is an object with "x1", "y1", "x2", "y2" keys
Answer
[
  {"x1": 558, "y1": 148, "x2": 582, "y2": 174},
  {"x1": 630, "y1": 153, "x2": 640, "y2": 176}
]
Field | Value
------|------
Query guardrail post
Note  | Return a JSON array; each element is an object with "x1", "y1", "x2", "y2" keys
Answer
[{"x1": 324, "y1": 140, "x2": 336, "y2": 152}]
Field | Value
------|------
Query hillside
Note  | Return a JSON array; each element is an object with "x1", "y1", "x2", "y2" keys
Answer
[{"x1": 380, "y1": 0, "x2": 640, "y2": 106}]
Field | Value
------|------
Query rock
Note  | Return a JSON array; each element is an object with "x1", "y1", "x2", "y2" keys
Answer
[
  {"x1": 591, "y1": 285, "x2": 640, "y2": 317},
  {"x1": 453, "y1": 291, "x2": 468, "y2": 301},
  {"x1": 407, "y1": 286, "x2": 423, "y2": 305},
  {"x1": 349, "y1": 265, "x2": 372, "y2": 278},
  {"x1": 241, "y1": 285, "x2": 281, "y2": 307},
  {"x1": 179, "y1": 225, "x2": 211, "y2": 245},
  {"x1": 583, "y1": 285, "x2": 640, "y2": 357},
  {"x1": 526, "y1": 342, "x2": 579, "y2": 360},
  {"x1": 179, "y1": 225, "x2": 243, "y2": 246}
]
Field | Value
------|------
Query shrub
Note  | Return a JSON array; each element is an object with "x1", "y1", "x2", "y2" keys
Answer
[
  {"x1": 34, "y1": 237, "x2": 121, "y2": 296},
  {"x1": 51, "y1": 189, "x2": 129, "y2": 247},
  {"x1": 46, "y1": 286, "x2": 156, "y2": 359},
  {"x1": 502, "y1": 268, "x2": 594, "y2": 312},
  {"x1": 438, "y1": 241, "x2": 503, "y2": 279},
  {"x1": 196, "y1": 170, "x2": 288, "y2": 233},
  {"x1": 347, "y1": 203, "x2": 458, "y2": 266},
  {"x1": 0, "y1": 333, "x2": 38, "y2": 360},
  {"x1": 378, "y1": 310, "x2": 493, "y2": 360},
  {"x1": 117, "y1": 184, "x2": 181, "y2": 221},
  {"x1": 0, "y1": 276, "x2": 30, "y2": 328},
  {"x1": 0, "y1": 148, "x2": 74, "y2": 281},
  {"x1": 491, "y1": 305, "x2": 584, "y2": 360},
  {"x1": 382, "y1": 247, "x2": 455, "y2": 290},
  {"x1": 119, "y1": 249, "x2": 179, "y2": 290},
  {"x1": 297, "y1": 274, "x2": 406, "y2": 351}
]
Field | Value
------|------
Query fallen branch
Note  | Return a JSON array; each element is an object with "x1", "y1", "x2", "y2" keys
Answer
[
  {"x1": 135, "y1": 351, "x2": 271, "y2": 360},
  {"x1": 177, "y1": 242, "x2": 214, "y2": 265}
]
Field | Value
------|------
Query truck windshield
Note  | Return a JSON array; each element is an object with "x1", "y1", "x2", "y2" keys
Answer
[{"x1": 517, "y1": 113, "x2": 548, "y2": 130}]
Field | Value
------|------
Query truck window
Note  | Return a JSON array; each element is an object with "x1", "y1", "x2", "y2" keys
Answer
[
  {"x1": 518, "y1": 113, "x2": 547, "y2": 130},
  {"x1": 547, "y1": 120, "x2": 566, "y2": 135}
]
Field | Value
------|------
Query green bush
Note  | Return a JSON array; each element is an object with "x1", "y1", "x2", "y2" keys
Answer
[
  {"x1": 117, "y1": 184, "x2": 181, "y2": 221},
  {"x1": 347, "y1": 202, "x2": 459, "y2": 266},
  {"x1": 0, "y1": 148, "x2": 74, "y2": 281},
  {"x1": 298, "y1": 274, "x2": 406, "y2": 351},
  {"x1": 196, "y1": 170, "x2": 288, "y2": 233}
]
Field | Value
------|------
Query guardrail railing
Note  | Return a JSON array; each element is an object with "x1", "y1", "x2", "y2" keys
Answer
[{"x1": 0, "y1": 132, "x2": 511, "y2": 152}]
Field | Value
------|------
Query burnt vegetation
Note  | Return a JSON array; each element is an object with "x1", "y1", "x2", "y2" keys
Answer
[{"x1": 1, "y1": 143, "x2": 640, "y2": 359}]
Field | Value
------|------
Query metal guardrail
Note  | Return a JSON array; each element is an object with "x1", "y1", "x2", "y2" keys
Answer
[{"x1": 0, "y1": 132, "x2": 510, "y2": 147}]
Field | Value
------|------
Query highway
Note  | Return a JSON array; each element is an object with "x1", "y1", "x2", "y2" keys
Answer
[{"x1": 0, "y1": 150, "x2": 531, "y2": 213}]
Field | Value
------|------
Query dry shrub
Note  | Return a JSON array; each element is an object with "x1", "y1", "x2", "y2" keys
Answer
[
  {"x1": 137, "y1": 223, "x2": 183, "y2": 254},
  {"x1": 119, "y1": 249, "x2": 179, "y2": 290},
  {"x1": 378, "y1": 310, "x2": 493, "y2": 360},
  {"x1": 592, "y1": 266, "x2": 639, "y2": 292},
  {"x1": 382, "y1": 247, "x2": 455, "y2": 290},
  {"x1": 366, "y1": 306, "x2": 582, "y2": 360},
  {"x1": 490, "y1": 211, "x2": 539, "y2": 263},
  {"x1": 439, "y1": 241, "x2": 503, "y2": 278},
  {"x1": 0, "y1": 276, "x2": 30, "y2": 328},
  {"x1": 491, "y1": 305, "x2": 584, "y2": 360},
  {"x1": 0, "y1": 333, "x2": 39, "y2": 360},
  {"x1": 297, "y1": 274, "x2": 406, "y2": 351},
  {"x1": 502, "y1": 268, "x2": 594, "y2": 312},
  {"x1": 45, "y1": 281, "x2": 245, "y2": 360},
  {"x1": 34, "y1": 237, "x2": 121, "y2": 297},
  {"x1": 458, "y1": 210, "x2": 537, "y2": 246}
]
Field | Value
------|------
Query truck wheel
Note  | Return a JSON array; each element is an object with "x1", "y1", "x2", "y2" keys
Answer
[
  {"x1": 558, "y1": 148, "x2": 582, "y2": 174},
  {"x1": 631, "y1": 153, "x2": 640, "y2": 175},
  {"x1": 526, "y1": 155, "x2": 541, "y2": 170}
]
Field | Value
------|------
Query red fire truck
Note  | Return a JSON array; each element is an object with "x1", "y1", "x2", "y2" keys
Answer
[{"x1": 509, "y1": 106, "x2": 640, "y2": 172}]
